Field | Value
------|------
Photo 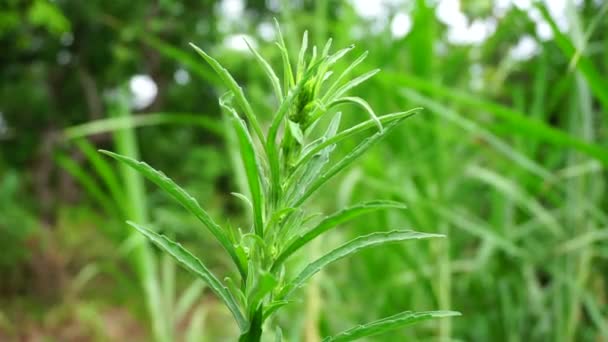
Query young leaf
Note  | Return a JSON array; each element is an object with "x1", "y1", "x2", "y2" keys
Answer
[
  {"x1": 273, "y1": 18, "x2": 294, "y2": 96},
  {"x1": 284, "y1": 113, "x2": 342, "y2": 204},
  {"x1": 322, "y1": 51, "x2": 369, "y2": 101},
  {"x1": 294, "y1": 109, "x2": 421, "y2": 173},
  {"x1": 280, "y1": 230, "x2": 443, "y2": 298},
  {"x1": 244, "y1": 38, "x2": 282, "y2": 102},
  {"x1": 292, "y1": 117, "x2": 407, "y2": 207},
  {"x1": 328, "y1": 96, "x2": 383, "y2": 131},
  {"x1": 263, "y1": 300, "x2": 293, "y2": 321},
  {"x1": 325, "y1": 69, "x2": 380, "y2": 103},
  {"x1": 322, "y1": 310, "x2": 461, "y2": 342},
  {"x1": 321, "y1": 38, "x2": 333, "y2": 58},
  {"x1": 222, "y1": 99, "x2": 266, "y2": 237},
  {"x1": 189, "y1": 43, "x2": 265, "y2": 143},
  {"x1": 231, "y1": 192, "x2": 254, "y2": 212},
  {"x1": 313, "y1": 44, "x2": 356, "y2": 94},
  {"x1": 267, "y1": 55, "x2": 329, "y2": 146},
  {"x1": 246, "y1": 271, "x2": 278, "y2": 317},
  {"x1": 99, "y1": 150, "x2": 247, "y2": 277},
  {"x1": 325, "y1": 44, "x2": 356, "y2": 67},
  {"x1": 265, "y1": 55, "x2": 329, "y2": 205},
  {"x1": 296, "y1": 31, "x2": 309, "y2": 81},
  {"x1": 272, "y1": 201, "x2": 407, "y2": 269},
  {"x1": 127, "y1": 222, "x2": 248, "y2": 332}
]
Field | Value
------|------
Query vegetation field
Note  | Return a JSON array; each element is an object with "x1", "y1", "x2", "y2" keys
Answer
[{"x1": 1, "y1": 0, "x2": 607, "y2": 341}]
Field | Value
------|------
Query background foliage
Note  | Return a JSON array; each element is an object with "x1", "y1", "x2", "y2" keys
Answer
[{"x1": 1, "y1": 0, "x2": 607, "y2": 341}]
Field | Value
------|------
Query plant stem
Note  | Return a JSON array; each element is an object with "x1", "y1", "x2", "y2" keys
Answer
[{"x1": 239, "y1": 307, "x2": 264, "y2": 342}]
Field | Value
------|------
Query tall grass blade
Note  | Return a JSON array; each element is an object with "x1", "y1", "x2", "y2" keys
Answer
[
  {"x1": 74, "y1": 139, "x2": 126, "y2": 208},
  {"x1": 54, "y1": 153, "x2": 118, "y2": 216},
  {"x1": 63, "y1": 112, "x2": 223, "y2": 139},
  {"x1": 536, "y1": 3, "x2": 608, "y2": 113},
  {"x1": 386, "y1": 73, "x2": 608, "y2": 165}
]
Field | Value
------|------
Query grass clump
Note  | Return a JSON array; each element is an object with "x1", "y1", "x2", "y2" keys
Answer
[{"x1": 101, "y1": 23, "x2": 458, "y2": 341}]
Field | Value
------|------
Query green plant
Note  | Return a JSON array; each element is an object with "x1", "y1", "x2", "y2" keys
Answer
[{"x1": 101, "y1": 24, "x2": 458, "y2": 341}]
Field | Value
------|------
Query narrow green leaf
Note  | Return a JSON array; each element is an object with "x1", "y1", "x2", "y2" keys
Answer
[
  {"x1": 326, "y1": 69, "x2": 380, "y2": 103},
  {"x1": 313, "y1": 44, "x2": 356, "y2": 95},
  {"x1": 273, "y1": 18, "x2": 294, "y2": 95},
  {"x1": 292, "y1": 117, "x2": 408, "y2": 207},
  {"x1": 284, "y1": 113, "x2": 342, "y2": 204},
  {"x1": 325, "y1": 44, "x2": 356, "y2": 67},
  {"x1": 281, "y1": 230, "x2": 443, "y2": 297},
  {"x1": 294, "y1": 109, "x2": 421, "y2": 173},
  {"x1": 263, "y1": 300, "x2": 293, "y2": 321},
  {"x1": 127, "y1": 222, "x2": 248, "y2": 332},
  {"x1": 189, "y1": 43, "x2": 265, "y2": 143},
  {"x1": 244, "y1": 38, "x2": 283, "y2": 102},
  {"x1": 296, "y1": 30, "x2": 309, "y2": 81},
  {"x1": 322, "y1": 310, "x2": 461, "y2": 342},
  {"x1": 231, "y1": 192, "x2": 254, "y2": 212},
  {"x1": 329, "y1": 96, "x2": 383, "y2": 131},
  {"x1": 322, "y1": 51, "x2": 369, "y2": 102},
  {"x1": 272, "y1": 201, "x2": 407, "y2": 269},
  {"x1": 221, "y1": 98, "x2": 265, "y2": 237},
  {"x1": 99, "y1": 150, "x2": 247, "y2": 277},
  {"x1": 321, "y1": 38, "x2": 333, "y2": 58}
]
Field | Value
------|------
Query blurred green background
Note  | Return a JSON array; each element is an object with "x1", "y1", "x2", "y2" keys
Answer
[{"x1": 1, "y1": 0, "x2": 607, "y2": 341}]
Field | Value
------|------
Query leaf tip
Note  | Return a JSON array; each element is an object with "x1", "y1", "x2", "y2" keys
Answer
[{"x1": 98, "y1": 149, "x2": 114, "y2": 157}]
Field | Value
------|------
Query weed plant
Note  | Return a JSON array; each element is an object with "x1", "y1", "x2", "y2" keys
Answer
[{"x1": 102, "y1": 24, "x2": 458, "y2": 341}]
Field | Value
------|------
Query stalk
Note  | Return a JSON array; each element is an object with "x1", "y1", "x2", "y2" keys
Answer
[
  {"x1": 239, "y1": 307, "x2": 264, "y2": 342},
  {"x1": 109, "y1": 90, "x2": 169, "y2": 342}
]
